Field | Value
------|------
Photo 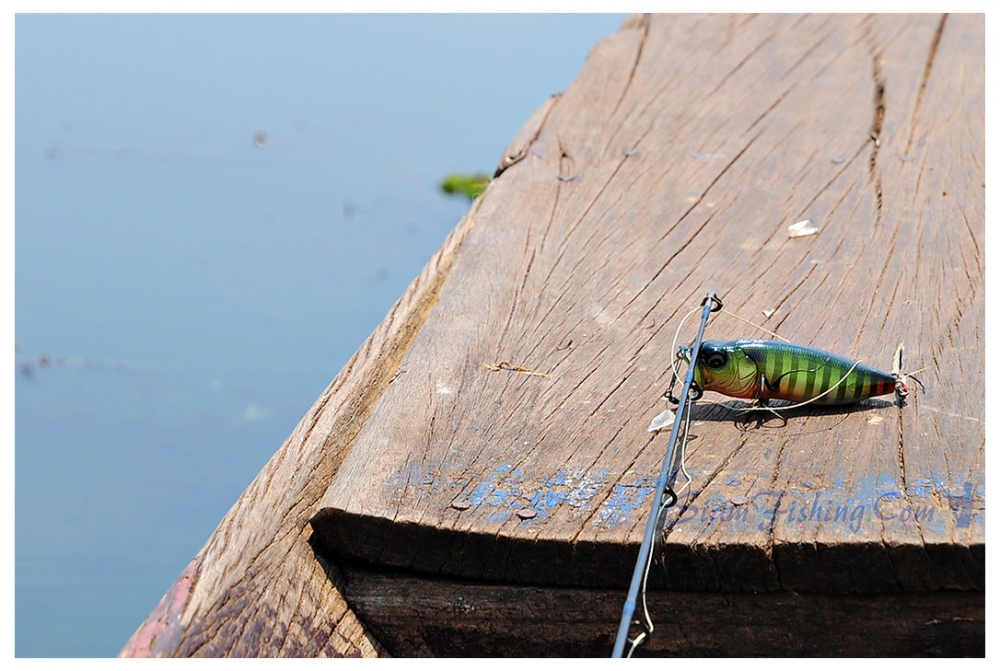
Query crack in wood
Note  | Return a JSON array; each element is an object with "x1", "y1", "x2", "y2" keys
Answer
[
  {"x1": 494, "y1": 94, "x2": 561, "y2": 178},
  {"x1": 609, "y1": 13, "x2": 649, "y2": 120},
  {"x1": 905, "y1": 14, "x2": 948, "y2": 155},
  {"x1": 862, "y1": 17, "x2": 886, "y2": 227},
  {"x1": 763, "y1": 438, "x2": 789, "y2": 590},
  {"x1": 746, "y1": 81, "x2": 797, "y2": 134},
  {"x1": 870, "y1": 77, "x2": 885, "y2": 212},
  {"x1": 704, "y1": 30, "x2": 777, "y2": 102}
]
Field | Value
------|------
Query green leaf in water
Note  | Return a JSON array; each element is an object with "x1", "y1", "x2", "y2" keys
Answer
[{"x1": 441, "y1": 173, "x2": 490, "y2": 200}]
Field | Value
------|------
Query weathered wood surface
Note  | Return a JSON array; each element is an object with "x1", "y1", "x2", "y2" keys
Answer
[
  {"x1": 312, "y1": 12, "x2": 983, "y2": 594},
  {"x1": 122, "y1": 13, "x2": 983, "y2": 657}
]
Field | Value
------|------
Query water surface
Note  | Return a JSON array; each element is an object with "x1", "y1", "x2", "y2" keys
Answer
[{"x1": 15, "y1": 13, "x2": 626, "y2": 656}]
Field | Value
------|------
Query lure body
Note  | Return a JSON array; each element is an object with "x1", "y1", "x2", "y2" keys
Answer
[{"x1": 687, "y1": 339, "x2": 898, "y2": 405}]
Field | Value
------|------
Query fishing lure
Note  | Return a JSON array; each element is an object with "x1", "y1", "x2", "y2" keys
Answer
[
  {"x1": 680, "y1": 339, "x2": 912, "y2": 406},
  {"x1": 630, "y1": 301, "x2": 920, "y2": 658}
]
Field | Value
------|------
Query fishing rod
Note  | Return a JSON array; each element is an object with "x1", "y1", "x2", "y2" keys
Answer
[{"x1": 611, "y1": 291, "x2": 722, "y2": 658}]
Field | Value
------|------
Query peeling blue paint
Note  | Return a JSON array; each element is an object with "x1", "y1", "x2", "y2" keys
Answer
[
  {"x1": 595, "y1": 483, "x2": 654, "y2": 526},
  {"x1": 530, "y1": 488, "x2": 567, "y2": 514},
  {"x1": 386, "y1": 458, "x2": 983, "y2": 533},
  {"x1": 467, "y1": 481, "x2": 496, "y2": 508}
]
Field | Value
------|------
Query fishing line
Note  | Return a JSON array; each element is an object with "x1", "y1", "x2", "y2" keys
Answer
[
  {"x1": 612, "y1": 291, "x2": 721, "y2": 658},
  {"x1": 668, "y1": 305, "x2": 705, "y2": 382},
  {"x1": 720, "y1": 307, "x2": 791, "y2": 342},
  {"x1": 623, "y1": 392, "x2": 697, "y2": 658},
  {"x1": 673, "y1": 396, "x2": 696, "y2": 497}
]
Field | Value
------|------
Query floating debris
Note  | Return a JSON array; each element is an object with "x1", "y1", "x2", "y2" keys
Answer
[
  {"x1": 441, "y1": 173, "x2": 490, "y2": 200},
  {"x1": 16, "y1": 350, "x2": 131, "y2": 378},
  {"x1": 788, "y1": 219, "x2": 820, "y2": 238}
]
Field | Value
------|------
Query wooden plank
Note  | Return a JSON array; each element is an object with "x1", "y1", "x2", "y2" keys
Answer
[
  {"x1": 341, "y1": 566, "x2": 984, "y2": 657},
  {"x1": 123, "y1": 13, "x2": 984, "y2": 657},
  {"x1": 311, "y1": 13, "x2": 983, "y2": 595}
]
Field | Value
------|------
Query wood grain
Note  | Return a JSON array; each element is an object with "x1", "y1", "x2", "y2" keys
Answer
[{"x1": 312, "y1": 14, "x2": 983, "y2": 594}]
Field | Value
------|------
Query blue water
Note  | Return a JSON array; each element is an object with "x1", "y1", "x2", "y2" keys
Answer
[{"x1": 14, "y1": 13, "x2": 627, "y2": 657}]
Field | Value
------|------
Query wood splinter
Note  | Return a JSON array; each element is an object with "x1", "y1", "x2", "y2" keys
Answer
[{"x1": 482, "y1": 361, "x2": 550, "y2": 377}]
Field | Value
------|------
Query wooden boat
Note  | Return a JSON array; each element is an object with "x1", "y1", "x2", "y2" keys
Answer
[{"x1": 120, "y1": 14, "x2": 984, "y2": 657}]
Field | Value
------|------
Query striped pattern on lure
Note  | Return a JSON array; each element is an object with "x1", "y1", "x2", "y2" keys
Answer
[{"x1": 683, "y1": 339, "x2": 902, "y2": 405}]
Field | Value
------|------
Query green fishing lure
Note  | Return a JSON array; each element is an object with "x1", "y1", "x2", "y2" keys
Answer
[{"x1": 681, "y1": 339, "x2": 909, "y2": 405}]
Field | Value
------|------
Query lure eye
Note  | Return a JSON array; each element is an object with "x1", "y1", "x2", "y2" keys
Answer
[{"x1": 704, "y1": 351, "x2": 728, "y2": 369}]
